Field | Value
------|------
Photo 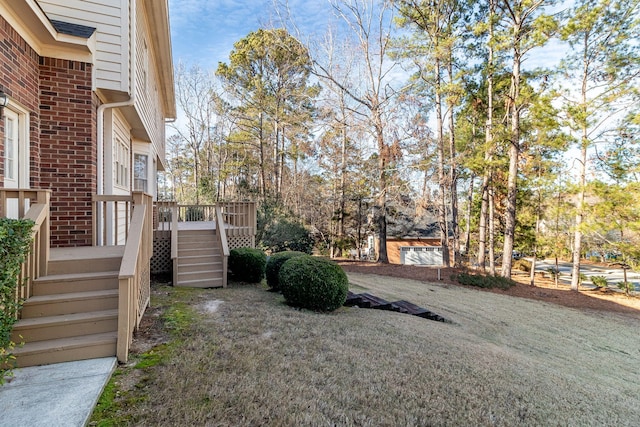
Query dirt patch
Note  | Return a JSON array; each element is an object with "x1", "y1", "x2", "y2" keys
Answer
[{"x1": 337, "y1": 260, "x2": 640, "y2": 318}]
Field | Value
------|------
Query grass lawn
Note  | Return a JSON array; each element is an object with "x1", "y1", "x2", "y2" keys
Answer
[{"x1": 90, "y1": 273, "x2": 640, "y2": 426}]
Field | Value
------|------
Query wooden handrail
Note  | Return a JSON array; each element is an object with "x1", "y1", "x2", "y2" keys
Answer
[
  {"x1": 0, "y1": 189, "x2": 51, "y2": 312},
  {"x1": 116, "y1": 192, "x2": 152, "y2": 362},
  {"x1": 215, "y1": 206, "x2": 230, "y2": 288}
]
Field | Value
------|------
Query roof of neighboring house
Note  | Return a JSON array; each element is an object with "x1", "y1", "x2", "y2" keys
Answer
[
  {"x1": 388, "y1": 222, "x2": 442, "y2": 240},
  {"x1": 50, "y1": 20, "x2": 96, "y2": 39}
]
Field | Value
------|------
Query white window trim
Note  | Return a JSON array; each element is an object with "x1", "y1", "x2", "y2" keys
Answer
[
  {"x1": 133, "y1": 152, "x2": 148, "y2": 193},
  {"x1": 113, "y1": 137, "x2": 130, "y2": 190},
  {"x1": 3, "y1": 101, "x2": 30, "y2": 189}
]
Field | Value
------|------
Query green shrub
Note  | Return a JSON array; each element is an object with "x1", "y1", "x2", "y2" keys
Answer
[
  {"x1": 454, "y1": 272, "x2": 516, "y2": 290},
  {"x1": 591, "y1": 275, "x2": 608, "y2": 288},
  {"x1": 228, "y1": 247, "x2": 266, "y2": 283},
  {"x1": 261, "y1": 219, "x2": 314, "y2": 254},
  {"x1": 1, "y1": 218, "x2": 34, "y2": 385},
  {"x1": 512, "y1": 258, "x2": 532, "y2": 272},
  {"x1": 279, "y1": 256, "x2": 349, "y2": 312},
  {"x1": 617, "y1": 281, "x2": 634, "y2": 295},
  {"x1": 265, "y1": 251, "x2": 307, "y2": 291}
]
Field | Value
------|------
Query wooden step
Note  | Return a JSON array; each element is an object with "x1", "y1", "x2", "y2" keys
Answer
[
  {"x1": 178, "y1": 247, "x2": 219, "y2": 258},
  {"x1": 178, "y1": 268, "x2": 223, "y2": 282},
  {"x1": 178, "y1": 229, "x2": 217, "y2": 238},
  {"x1": 177, "y1": 260, "x2": 222, "y2": 273},
  {"x1": 176, "y1": 276, "x2": 224, "y2": 288},
  {"x1": 12, "y1": 309, "x2": 118, "y2": 343},
  {"x1": 48, "y1": 246, "x2": 124, "y2": 275},
  {"x1": 11, "y1": 332, "x2": 117, "y2": 368},
  {"x1": 178, "y1": 232, "x2": 217, "y2": 241},
  {"x1": 178, "y1": 241, "x2": 219, "y2": 250},
  {"x1": 32, "y1": 271, "x2": 119, "y2": 295},
  {"x1": 20, "y1": 289, "x2": 119, "y2": 318}
]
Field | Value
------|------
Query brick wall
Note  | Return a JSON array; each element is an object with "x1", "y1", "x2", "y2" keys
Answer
[
  {"x1": 0, "y1": 15, "x2": 98, "y2": 247},
  {"x1": 0, "y1": 16, "x2": 41, "y2": 185},
  {"x1": 39, "y1": 58, "x2": 96, "y2": 247}
]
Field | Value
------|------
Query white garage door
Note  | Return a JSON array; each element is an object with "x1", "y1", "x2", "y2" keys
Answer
[{"x1": 400, "y1": 246, "x2": 443, "y2": 265}]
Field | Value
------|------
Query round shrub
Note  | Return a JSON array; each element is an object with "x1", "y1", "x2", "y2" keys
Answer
[
  {"x1": 279, "y1": 256, "x2": 349, "y2": 312},
  {"x1": 261, "y1": 219, "x2": 314, "y2": 254},
  {"x1": 228, "y1": 247, "x2": 267, "y2": 283},
  {"x1": 265, "y1": 251, "x2": 307, "y2": 291}
]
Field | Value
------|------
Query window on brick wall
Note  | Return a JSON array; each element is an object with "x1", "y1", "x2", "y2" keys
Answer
[{"x1": 114, "y1": 138, "x2": 129, "y2": 188}]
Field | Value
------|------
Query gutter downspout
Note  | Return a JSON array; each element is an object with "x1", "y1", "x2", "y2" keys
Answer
[{"x1": 96, "y1": 0, "x2": 137, "y2": 243}]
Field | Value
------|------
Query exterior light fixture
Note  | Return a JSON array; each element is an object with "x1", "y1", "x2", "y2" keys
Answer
[{"x1": 0, "y1": 91, "x2": 8, "y2": 118}]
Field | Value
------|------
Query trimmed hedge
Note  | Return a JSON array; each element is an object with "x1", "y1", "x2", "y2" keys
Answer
[
  {"x1": 454, "y1": 272, "x2": 516, "y2": 290},
  {"x1": 1, "y1": 218, "x2": 34, "y2": 385},
  {"x1": 279, "y1": 256, "x2": 349, "y2": 312},
  {"x1": 265, "y1": 251, "x2": 307, "y2": 291},
  {"x1": 228, "y1": 247, "x2": 267, "y2": 283}
]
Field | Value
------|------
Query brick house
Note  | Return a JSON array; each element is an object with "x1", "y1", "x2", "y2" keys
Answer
[
  {"x1": 0, "y1": 0, "x2": 176, "y2": 367},
  {"x1": 0, "y1": 0, "x2": 175, "y2": 246}
]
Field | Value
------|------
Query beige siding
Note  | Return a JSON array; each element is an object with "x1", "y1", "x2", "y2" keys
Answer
[
  {"x1": 38, "y1": 0, "x2": 129, "y2": 92},
  {"x1": 134, "y1": 1, "x2": 165, "y2": 159}
]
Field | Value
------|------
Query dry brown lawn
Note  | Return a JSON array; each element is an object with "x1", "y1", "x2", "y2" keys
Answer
[{"x1": 92, "y1": 271, "x2": 640, "y2": 426}]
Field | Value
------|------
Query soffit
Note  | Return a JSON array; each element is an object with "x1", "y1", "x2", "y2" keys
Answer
[{"x1": 0, "y1": 0, "x2": 95, "y2": 62}]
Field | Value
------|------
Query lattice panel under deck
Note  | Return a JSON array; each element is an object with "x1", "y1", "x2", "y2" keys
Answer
[
  {"x1": 229, "y1": 235, "x2": 255, "y2": 250},
  {"x1": 151, "y1": 236, "x2": 172, "y2": 274}
]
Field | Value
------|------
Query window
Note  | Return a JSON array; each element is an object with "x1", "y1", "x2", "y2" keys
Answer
[
  {"x1": 5, "y1": 114, "x2": 16, "y2": 181},
  {"x1": 134, "y1": 153, "x2": 148, "y2": 192},
  {"x1": 114, "y1": 138, "x2": 129, "y2": 188}
]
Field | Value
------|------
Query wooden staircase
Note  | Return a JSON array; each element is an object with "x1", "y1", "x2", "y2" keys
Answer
[
  {"x1": 11, "y1": 246, "x2": 124, "y2": 368},
  {"x1": 176, "y1": 228, "x2": 225, "y2": 288}
]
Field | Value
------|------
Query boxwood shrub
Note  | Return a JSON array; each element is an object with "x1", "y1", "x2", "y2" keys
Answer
[
  {"x1": 265, "y1": 251, "x2": 307, "y2": 291},
  {"x1": 279, "y1": 256, "x2": 349, "y2": 312},
  {"x1": 228, "y1": 247, "x2": 266, "y2": 283}
]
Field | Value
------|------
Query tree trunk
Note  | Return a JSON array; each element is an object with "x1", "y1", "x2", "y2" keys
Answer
[
  {"x1": 501, "y1": 43, "x2": 521, "y2": 279},
  {"x1": 571, "y1": 35, "x2": 590, "y2": 291},
  {"x1": 464, "y1": 175, "x2": 474, "y2": 262},
  {"x1": 489, "y1": 180, "x2": 496, "y2": 276},
  {"x1": 435, "y1": 58, "x2": 450, "y2": 267},
  {"x1": 447, "y1": 62, "x2": 460, "y2": 266},
  {"x1": 375, "y1": 107, "x2": 389, "y2": 264},
  {"x1": 477, "y1": 0, "x2": 495, "y2": 271},
  {"x1": 571, "y1": 141, "x2": 587, "y2": 290}
]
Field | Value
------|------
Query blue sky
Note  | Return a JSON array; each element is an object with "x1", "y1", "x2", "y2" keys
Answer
[
  {"x1": 168, "y1": 0, "x2": 569, "y2": 74},
  {"x1": 168, "y1": 0, "x2": 332, "y2": 70}
]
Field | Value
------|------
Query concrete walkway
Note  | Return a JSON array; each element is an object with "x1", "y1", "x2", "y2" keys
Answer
[{"x1": 0, "y1": 357, "x2": 116, "y2": 427}]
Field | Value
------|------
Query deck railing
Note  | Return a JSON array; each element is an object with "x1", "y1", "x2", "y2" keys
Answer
[
  {"x1": 92, "y1": 195, "x2": 133, "y2": 246},
  {"x1": 0, "y1": 189, "x2": 51, "y2": 315},
  {"x1": 215, "y1": 206, "x2": 230, "y2": 287},
  {"x1": 116, "y1": 192, "x2": 152, "y2": 362},
  {"x1": 216, "y1": 201, "x2": 257, "y2": 238}
]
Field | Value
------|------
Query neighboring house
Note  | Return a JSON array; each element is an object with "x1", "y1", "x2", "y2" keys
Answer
[
  {"x1": 0, "y1": 0, "x2": 176, "y2": 367},
  {"x1": 366, "y1": 223, "x2": 445, "y2": 266},
  {"x1": 0, "y1": 0, "x2": 175, "y2": 245}
]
